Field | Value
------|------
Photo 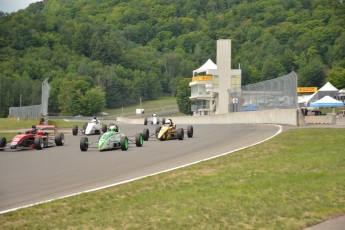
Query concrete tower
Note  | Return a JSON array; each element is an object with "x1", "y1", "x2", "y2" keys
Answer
[{"x1": 189, "y1": 39, "x2": 241, "y2": 115}]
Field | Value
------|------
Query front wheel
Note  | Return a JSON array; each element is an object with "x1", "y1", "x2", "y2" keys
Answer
[
  {"x1": 120, "y1": 136, "x2": 128, "y2": 151},
  {"x1": 135, "y1": 133, "x2": 143, "y2": 147},
  {"x1": 55, "y1": 133, "x2": 65, "y2": 146},
  {"x1": 80, "y1": 137, "x2": 89, "y2": 151},
  {"x1": 144, "y1": 117, "x2": 148, "y2": 125},
  {"x1": 177, "y1": 128, "x2": 184, "y2": 140},
  {"x1": 34, "y1": 136, "x2": 44, "y2": 150},
  {"x1": 72, "y1": 125, "x2": 78, "y2": 136},
  {"x1": 187, "y1": 125, "x2": 193, "y2": 138}
]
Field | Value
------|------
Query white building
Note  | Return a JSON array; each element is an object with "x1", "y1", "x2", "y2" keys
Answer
[{"x1": 189, "y1": 39, "x2": 241, "y2": 115}]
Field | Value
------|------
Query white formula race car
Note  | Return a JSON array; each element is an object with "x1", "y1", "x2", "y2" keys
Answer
[
  {"x1": 144, "y1": 114, "x2": 165, "y2": 125},
  {"x1": 72, "y1": 117, "x2": 107, "y2": 136}
]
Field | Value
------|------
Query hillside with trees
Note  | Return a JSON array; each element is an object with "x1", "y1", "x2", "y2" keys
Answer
[{"x1": 0, "y1": 0, "x2": 344, "y2": 117}]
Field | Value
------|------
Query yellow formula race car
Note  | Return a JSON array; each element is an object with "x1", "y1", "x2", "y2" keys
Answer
[{"x1": 142, "y1": 119, "x2": 193, "y2": 141}]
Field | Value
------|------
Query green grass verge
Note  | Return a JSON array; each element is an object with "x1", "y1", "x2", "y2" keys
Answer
[
  {"x1": 104, "y1": 96, "x2": 180, "y2": 117},
  {"x1": 0, "y1": 133, "x2": 16, "y2": 141},
  {"x1": 1, "y1": 128, "x2": 344, "y2": 229},
  {"x1": 0, "y1": 118, "x2": 85, "y2": 130}
]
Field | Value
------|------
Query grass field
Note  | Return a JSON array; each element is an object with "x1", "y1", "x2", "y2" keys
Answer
[
  {"x1": 0, "y1": 118, "x2": 85, "y2": 140},
  {"x1": 0, "y1": 117, "x2": 86, "y2": 130},
  {"x1": 104, "y1": 96, "x2": 180, "y2": 117},
  {"x1": 0, "y1": 127, "x2": 344, "y2": 229}
]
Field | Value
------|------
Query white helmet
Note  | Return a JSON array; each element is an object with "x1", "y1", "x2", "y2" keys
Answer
[
  {"x1": 165, "y1": 120, "x2": 171, "y2": 125},
  {"x1": 152, "y1": 114, "x2": 157, "y2": 117}
]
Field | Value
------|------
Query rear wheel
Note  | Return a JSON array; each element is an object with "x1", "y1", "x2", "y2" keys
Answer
[
  {"x1": 135, "y1": 133, "x2": 143, "y2": 147},
  {"x1": 177, "y1": 128, "x2": 184, "y2": 140},
  {"x1": 55, "y1": 133, "x2": 65, "y2": 146},
  {"x1": 155, "y1": 126, "x2": 161, "y2": 137},
  {"x1": 142, "y1": 128, "x2": 149, "y2": 141},
  {"x1": 82, "y1": 123, "x2": 87, "y2": 134},
  {"x1": 144, "y1": 117, "x2": 148, "y2": 125},
  {"x1": 102, "y1": 124, "x2": 107, "y2": 133},
  {"x1": 34, "y1": 136, "x2": 43, "y2": 150},
  {"x1": 80, "y1": 137, "x2": 88, "y2": 151},
  {"x1": 161, "y1": 118, "x2": 166, "y2": 124},
  {"x1": 72, "y1": 125, "x2": 78, "y2": 136},
  {"x1": 0, "y1": 137, "x2": 6, "y2": 150},
  {"x1": 187, "y1": 125, "x2": 193, "y2": 138},
  {"x1": 120, "y1": 136, "x2": 129, "y2": 151}
]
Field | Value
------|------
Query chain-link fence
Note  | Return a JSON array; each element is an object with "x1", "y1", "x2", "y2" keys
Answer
[
  {"x1": 8, "y1": 78, "x2": 50, "y2": 120},
  {"x1": 9, "y1": 105, "x2": 42, "y2": 119},
  {"x1": 228, "y1": 71, "x2": 298, "y2": 112}
]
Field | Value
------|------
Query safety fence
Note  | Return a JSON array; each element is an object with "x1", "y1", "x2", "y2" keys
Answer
[
  {"x1": 9, "y1": 105, "x2": 42, "y2": 119},
  {"x1": 8, "y1": 78, "x2": 50, "y2": 120},
  {"x1": 228, "y1": 71, "x2": 298, "y2": 112}
]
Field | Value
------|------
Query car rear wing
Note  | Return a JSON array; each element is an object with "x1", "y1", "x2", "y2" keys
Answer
[{"x1": 36, "y1": 125, "x2": 58, "y2": 133}]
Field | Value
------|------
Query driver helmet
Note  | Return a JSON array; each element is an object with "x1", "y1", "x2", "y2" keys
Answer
[
  {"x1": 165, "y1": 120, "x2": 171, "y2": 125},
  {"x1": 152, "y1": 113, "x2": 157, "y2": 117},
  {"x1": 31, "y1": 125, "x2": 37, "y2": 133},
  {"x1": 109, "y1": 125, "x2": 117, "y2": 132}
]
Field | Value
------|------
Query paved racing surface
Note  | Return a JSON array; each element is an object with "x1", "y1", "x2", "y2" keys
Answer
[{"x1": 0, "y1": 124, "x2": 280, "y2": 213}]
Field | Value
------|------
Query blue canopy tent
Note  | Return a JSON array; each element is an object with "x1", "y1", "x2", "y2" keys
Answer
[{"x1": 310, "y1": 95, "x2": 344, "y2": 107}]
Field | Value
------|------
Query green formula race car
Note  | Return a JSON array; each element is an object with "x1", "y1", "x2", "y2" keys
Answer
[{"x1": 80, "y1": 124, "x2": 143, "y2": 151}]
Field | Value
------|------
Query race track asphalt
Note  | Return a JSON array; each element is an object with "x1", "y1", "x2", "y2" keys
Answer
[{"x1": 0, "y1": 124, "x2": 280, "y2": 213}]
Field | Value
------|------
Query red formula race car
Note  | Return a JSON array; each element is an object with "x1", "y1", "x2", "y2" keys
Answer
[{"x1": 0, "y1": 125, "x2": 64, "y2": 151}]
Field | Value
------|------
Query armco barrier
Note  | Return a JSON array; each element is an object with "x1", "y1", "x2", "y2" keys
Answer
[{"x1": 117, "y1": 109, "x2": 302, "y2": 126}]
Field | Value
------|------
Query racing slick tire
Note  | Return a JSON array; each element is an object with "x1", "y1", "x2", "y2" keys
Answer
[
  {"x1": 177, "y1": 128, "x2": 184, "y2": 140},
  {"x1": 0, "y1": 137, "x2": 6, "y2": 150},
  {"x1": 120, "y1": 136, "x2": 129, "y2": 151},
  {"x1": 135, "y1": 133, "x2": 144, "y2": 147},
  {"x1": 82, "y1": 123, "x2": 87, "y2": 134},
  {"x1": 187, "y1": 125, "x2": 193, "y2": 138},
  {"x1": 102, "y1": 124, "x2": 107, "y2": 133},
  {"x1": 161, "y1": 118, "x2": 166, "y2": 125},
  {"x1": 55, "y1": 133, "x2": 65, "y2": 146},
  {"x1": 144, "y1": 117, "x2": 148, "y2": 125},
  {"x1": 72, "y1": 125, "x2": 78, "y2": 136},
  {"x1": 34, "y1": 136, "x2": 44, "y2": 150},
  {"x1": 155, "y1": 126, "x2": 161, "y2": 137},
  {"x1": 80, "y1": 137, "x2": 89, "y2": 151},
  {"x1": 142, "y1": 128, "x2": 149, "y2": 141}
]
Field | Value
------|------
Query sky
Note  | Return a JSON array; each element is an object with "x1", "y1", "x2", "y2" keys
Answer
[{"x1": 0, "y1": 0, "x2": 43, "y2": 13}]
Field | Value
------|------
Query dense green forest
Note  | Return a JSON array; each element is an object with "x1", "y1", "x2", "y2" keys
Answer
[{"x1": 0, "y1": 0, "x2": 344, "y2": 117}]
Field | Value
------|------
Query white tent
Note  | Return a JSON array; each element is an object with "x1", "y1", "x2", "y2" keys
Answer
[
  {"x1": 310, "y1": 95, "x2": 344, "y2": 107},
  {"x1": 306, "y1": 82, "x2": 339, "y2": 105},
  {"x1": 193, "y1": 59, "x2": 217, "y2": 74},
  {"x1": 317, "y1": 82, "x2": 339, "y2": 98},
  {"x1": 319, "y1": 82, "x2": 339, "y2": 92}
]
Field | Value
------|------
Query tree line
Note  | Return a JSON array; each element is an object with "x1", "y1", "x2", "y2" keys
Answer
[{"x1": 0, "y1": 0, "x2": 344, "y2": 117}]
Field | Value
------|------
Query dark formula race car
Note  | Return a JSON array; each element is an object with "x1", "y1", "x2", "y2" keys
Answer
[{"x1": 0, "y1": 125, "x2": 64, "y2": 151}]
